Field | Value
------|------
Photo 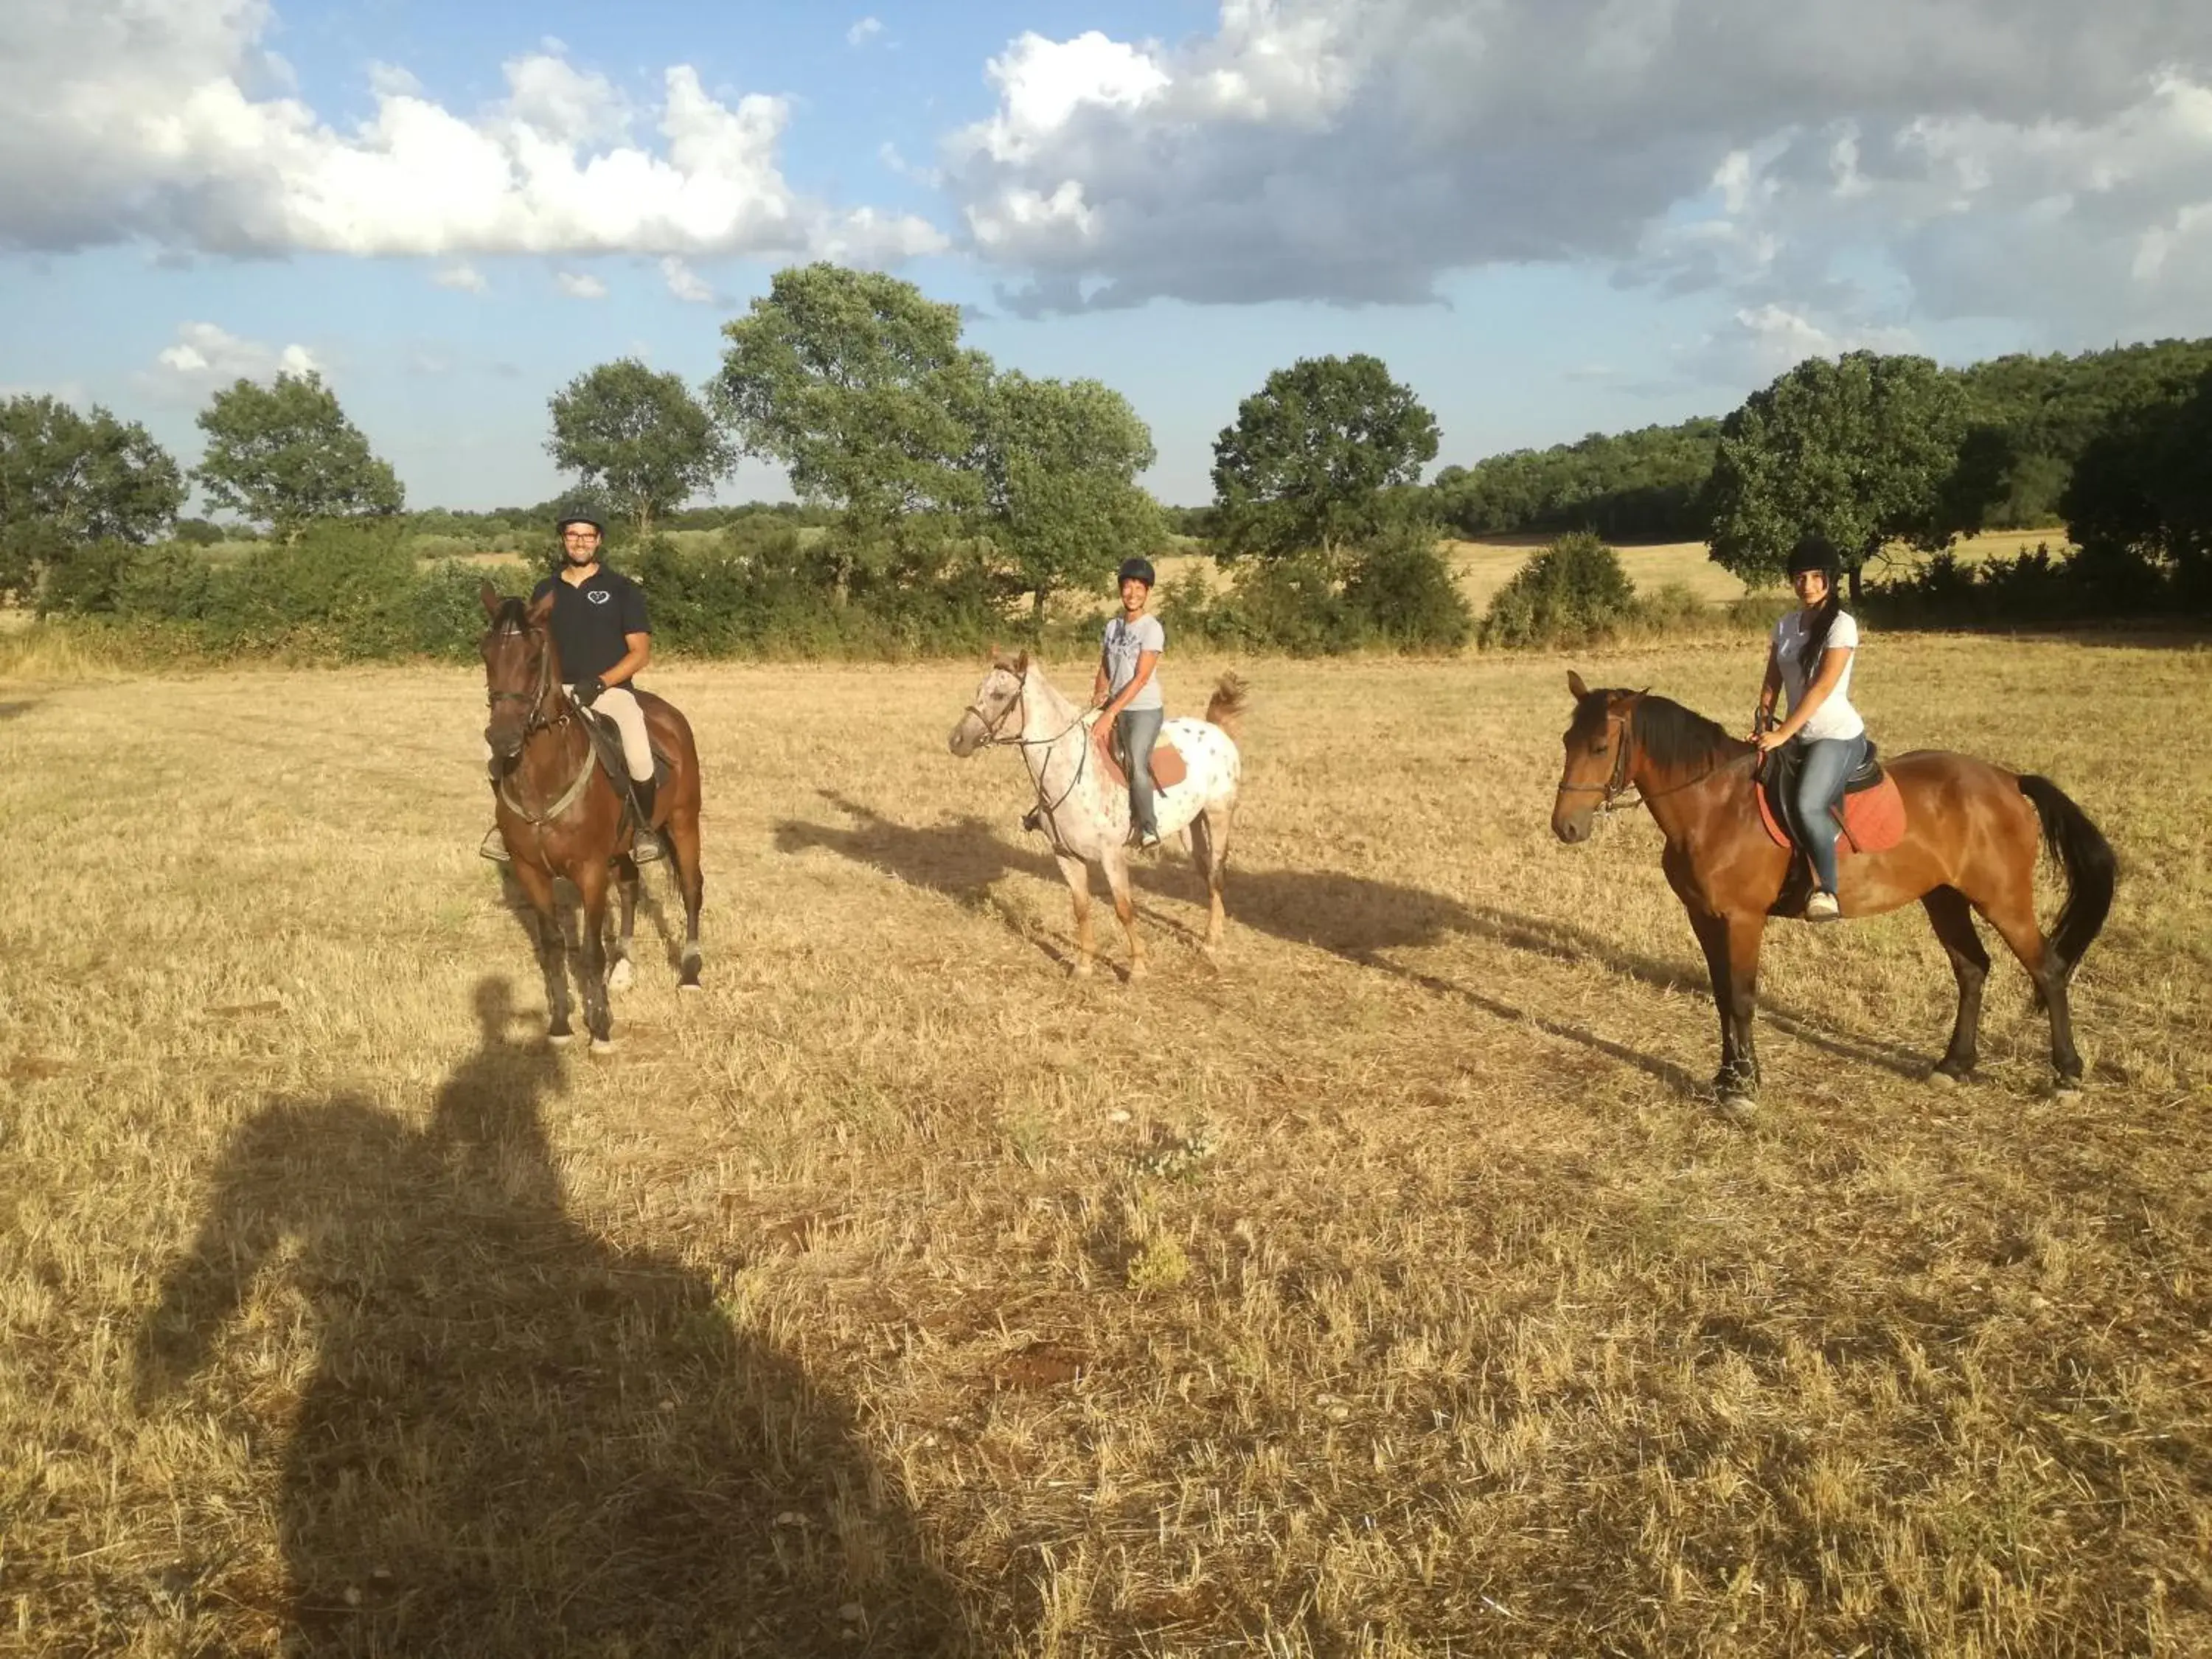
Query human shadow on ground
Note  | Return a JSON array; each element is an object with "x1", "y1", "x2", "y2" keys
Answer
[
  {"x1": 134, "y1": 977, "x2": 964, "y2": 1657},
  {"x1": 0, "y1": 699, "x2": 36, "y2": 722},
  {"x1": 776, "y1": 793, "x2": 1930, "y2": 1093}
]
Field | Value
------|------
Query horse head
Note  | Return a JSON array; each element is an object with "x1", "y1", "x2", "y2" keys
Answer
[
  {"x1": 1552, "y1": 669, "x2": 1641, "y2": 844},
  {"x1": 948, "y1": 647, "x2": 1029, "y2": 757},
  {"x1": 479, "y1": 582, "x2": 560, "y2": 763}
]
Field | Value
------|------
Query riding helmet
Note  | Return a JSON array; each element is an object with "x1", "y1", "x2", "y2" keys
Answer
[
  {"x1": 1786, "y1": 534, "x2": 1841, "y2": 578},
  {"x1": 1117, "y1": 556, "x2": 1157, "y2": 589},
  {"x1": 556, "y1": 512, "x2": 605, "y2": 536}
]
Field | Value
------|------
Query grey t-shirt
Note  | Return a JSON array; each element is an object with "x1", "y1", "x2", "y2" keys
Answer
[{"x1": 1102, "y1": 613, "x2": 1165, "y2": 712}]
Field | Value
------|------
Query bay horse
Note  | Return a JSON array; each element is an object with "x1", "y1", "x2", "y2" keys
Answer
[
  {"x1": 1551, "y1": 671, "x2": 2115, "y2": 1107},
  {"x1": 479, "y1": 584, "x2": 706, "y2": 1051},
  {"x1": 949, "y1": 650, "x2": 1246, "y2": 979}
]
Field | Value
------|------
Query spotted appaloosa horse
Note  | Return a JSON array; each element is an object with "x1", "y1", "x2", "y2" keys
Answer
[
  {"x1": 480, "y1": 585, "x2": 706, "y2": 1052},
  {"x1": 1553, "y1": 671, "x2": 2116, "y2": 1108},
  {"x1": 949, "y1": 651, "x2": 1247, "y2": 979}
]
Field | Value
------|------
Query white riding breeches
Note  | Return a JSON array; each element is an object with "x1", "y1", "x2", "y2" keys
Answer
[{"x1": 577, "y1": 685, "x2": 654, "y2": 781}]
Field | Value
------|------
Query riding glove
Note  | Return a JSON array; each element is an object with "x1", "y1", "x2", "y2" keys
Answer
[{"x1": 574, "y1": 676, "x2": 606, "y2": 706}]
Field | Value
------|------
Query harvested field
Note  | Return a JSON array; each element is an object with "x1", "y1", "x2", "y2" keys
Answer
[{"x1": 3, "y1": 636, "x2": 2208, "y2": 1656}]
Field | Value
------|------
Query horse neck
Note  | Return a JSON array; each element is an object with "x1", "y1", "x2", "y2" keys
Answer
[
  {"x1": 1629, "y1": 717, "x2": 1752, "y2": 841},
  {"x1": 1019, "y1": 669, "x2": 1092, "y2": 791},
  {"x1": 510, "y1": 659, "x2": 587, "y2": 807}
]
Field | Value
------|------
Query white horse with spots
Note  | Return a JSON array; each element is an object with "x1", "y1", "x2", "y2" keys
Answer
[{"x1": 949, "y1": 650, "x2": 1247, "y2": 979}]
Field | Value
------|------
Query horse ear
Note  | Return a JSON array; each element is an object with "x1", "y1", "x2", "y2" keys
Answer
[
  {"x1": 1015, "y1": 650, "x2": 1029, "y2": 675},
  {"x1": 479, "y1": 580, "x2": 503, "y2": 620},
  {"x1": 1567, "y1": 669, "x2": 1590, "y2": 700}
]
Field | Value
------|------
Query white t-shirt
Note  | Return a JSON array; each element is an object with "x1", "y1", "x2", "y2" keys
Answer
[
  {"x1": 1772, "y1": 608, "x2": 1864, "y2": 742},
  {"x1": 1102, "y1": 613, "x2": 1165, "y2": 711}
]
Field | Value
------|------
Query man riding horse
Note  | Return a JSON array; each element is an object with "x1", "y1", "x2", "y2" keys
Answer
[{"x1": 480, "y1": 513, "x2": 666, "y2": 863}]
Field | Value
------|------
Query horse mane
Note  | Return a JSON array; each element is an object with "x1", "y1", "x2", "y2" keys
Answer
[
  {"x1": 490, "y1": 597, "x2": 532, "y2": 634},
  {"x1": 1573, "y1": 689, "x2": 1746, "y2": 773}
]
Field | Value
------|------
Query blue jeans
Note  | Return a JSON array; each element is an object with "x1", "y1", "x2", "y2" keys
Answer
[
  {"x1": 1114, "y1": 706, "x2": 1163, "y2": 838},
  {"x1": 1790, "y1": 734, "x2": 1867, "y2": 894}
]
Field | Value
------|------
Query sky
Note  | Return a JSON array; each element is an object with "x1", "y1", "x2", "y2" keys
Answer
[{"x1": 4, "y1": 0, "x2": 2210, "y2": 509}]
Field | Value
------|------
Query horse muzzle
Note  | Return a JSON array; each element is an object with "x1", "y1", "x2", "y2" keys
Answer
[
  {"x1": 485, "y1": 722, "x2": 526, "y2": 761},
  {"x1": 1551, "y1": 801, "x2": 1593, "y2": 844},
  {"x1": 947, "y1": 718, "x2": 981, "y2": 758}
]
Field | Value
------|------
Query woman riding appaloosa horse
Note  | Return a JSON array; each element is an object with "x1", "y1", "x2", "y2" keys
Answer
[
  {"x1": 1553, "y1": 671, "x2": 2116, "y2": 1110},
  {"x1": 479, "y1": 585, "x2": 706, "y2": 1051}
]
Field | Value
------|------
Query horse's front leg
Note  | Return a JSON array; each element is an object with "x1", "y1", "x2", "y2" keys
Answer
[
  {"x1": 608, "y1": 853, "x2": 639, "y2": 992},
  {"x1": 1054, "y1": 851, "x2": 1096, "y2": 978},
  {"x1": 511, "y1": 858, "x2": 573, "y2": 1046},
  {"x1": 1714, "y1": 911, "x2": 1767, "y2": 1105},
  {"x1": 575, "y1": 857, "x2": 616, "y2": 1053},
  {"x1": 1101, "y1": 849, "x2": 1146, "y2": 982}
]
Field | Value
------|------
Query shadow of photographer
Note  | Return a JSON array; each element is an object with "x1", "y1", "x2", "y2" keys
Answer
[{"x1": 134, "y1": 976, "x2": 964, "y2": 1655}]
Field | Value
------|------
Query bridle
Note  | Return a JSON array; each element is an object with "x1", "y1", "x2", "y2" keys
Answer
[
  {"x1": 1555, "y1": 705, "x2": 1756, "y2": 817},
  {"x1": 964, "y1": 667, "x2": 1095, "y2": 820},
  {"x1": 486, "y1": 622, "x2": 574, "y2": 743}
]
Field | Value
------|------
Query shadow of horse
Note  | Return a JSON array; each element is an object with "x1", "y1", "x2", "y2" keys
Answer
[
  {"x1": 774, "y1": 793, "x2": 1930, "y2": 1096},
  {"x1": 134, "y1": 976, "x2": 966, "y2": 1655}
]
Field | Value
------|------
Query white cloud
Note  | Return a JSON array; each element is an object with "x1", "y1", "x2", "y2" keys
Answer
[
  {"x1": 0, "y1": 3, "x2": 947, "y2": 262},
  {"x1": 555, "y1": 270, "x2": 608, "y2": 299},
  {"x1": 659, "y1": 256, "x2": 718, "y2": 305},
  {"x1": 144, "y1": 322, "x2": 321, "y2": 397},
  {"x1": 941, "y1": 0, "x2": 2212, "y2": 352},
  {"x1": 846, "y1": 16, "x2": 885, "y2": 48},
  {"x1": 432, "y1": 262, "x2": 487, "y2": 292}
]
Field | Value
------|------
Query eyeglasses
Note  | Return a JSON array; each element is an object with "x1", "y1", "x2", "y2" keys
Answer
[{"x1": 563, "y1": 532, "x2": 600, "y2": 541}]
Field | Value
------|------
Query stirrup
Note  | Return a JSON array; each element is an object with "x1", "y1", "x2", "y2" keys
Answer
[
  {"x1": 630, "y1": 829, "x2": 666, "y2": 864},
  {"x1": 479, "y1": 826, "x2": 511, "y2": 863}
]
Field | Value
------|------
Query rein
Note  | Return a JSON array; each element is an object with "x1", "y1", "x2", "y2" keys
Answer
[
  {"x1": 968, "y1": 669, "x2": 1094, "y2": 821},
  {"x1": 1556, "y1": 710, "x2": 1758, "y2": 815},
  {"x1": 488, "y1": 624, "x2": 594, "y2": 833}
]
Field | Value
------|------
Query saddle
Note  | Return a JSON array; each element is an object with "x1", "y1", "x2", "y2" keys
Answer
[
  {"x1": 578, "y1": 706, "x2": 672, "y2": 824},
  {"x1": 1756, "y1": 738, "x2": 1906, "y2": 858},
  {"x1": 1098, "y1": 723, "x2": 1188, "y2": 790}
]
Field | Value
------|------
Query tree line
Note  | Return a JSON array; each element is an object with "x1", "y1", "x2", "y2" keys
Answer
[{"x1": 7, "y1": 262, "x2": 2210, "y2": 658}]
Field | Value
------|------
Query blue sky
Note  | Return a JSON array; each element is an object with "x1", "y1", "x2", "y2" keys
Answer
[{"x1": 4, "y1": 1, "x2": 2208, "y2": 510}]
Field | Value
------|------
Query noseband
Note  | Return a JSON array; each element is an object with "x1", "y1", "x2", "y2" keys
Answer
[{"x1": 487, "y1": 623, "x2": 573, "y2": 742}]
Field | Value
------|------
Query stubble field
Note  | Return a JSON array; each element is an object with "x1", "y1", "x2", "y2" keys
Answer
[{"x1": 3, "y1": 634, "x2": 2209, "y2": 1656}]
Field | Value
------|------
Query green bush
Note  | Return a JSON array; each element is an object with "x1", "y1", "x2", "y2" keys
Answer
[
  {"x1": 1340, "y1": 526, "x2": 1473, "y2": 651},
  {"x1": 1479, "y1": 531, "x2": 1638, "y2": 648}
]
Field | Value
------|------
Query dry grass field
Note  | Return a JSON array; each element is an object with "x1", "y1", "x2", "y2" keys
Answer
[{"x1": 3, "y1": 633, "x2": 2208, "y2": 1656}]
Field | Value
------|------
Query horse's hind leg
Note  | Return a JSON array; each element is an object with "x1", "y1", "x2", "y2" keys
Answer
[
  {"x1": 667, "y1": 805, "x2": 705, "y2": 991},
  {"x1": 512, "y1": 860, "x2": 573, "y2": 1046},
  {"x1": 608, "y1": 854, "x2": 640, "y2": 992},
  {"x1": 1968, "y1": 882, "x2": 2084, "y2": 1092},
  {"x1": 1921, "y1": 886, "x2": 1990, "y2": 1085},
  {"x1": 1188, "y1": 806, "x2": 1231, "y2": 956}
]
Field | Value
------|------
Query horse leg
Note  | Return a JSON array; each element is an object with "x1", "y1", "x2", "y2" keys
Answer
[
  {"x1": 608, "y1": 853, "x2": 639, "y2": 992},
  {"x1": 1970, "y1": 887, "x2": 2085, "y2": 1093},
  {"x1": 1706, "y1": 911, "x2": 1766, "y2": 1105},
  {"x1": 1189, "y1": 807, "x2": 1229, "y2": 956},
  {"x1": 1921, "y1": 886, "x2": 1990, "y2": 1085},
  {"x1": 666, "y1": 804, "x2": 705, "y2": 991},
  {"x1": 1054, "y1": 851, "x2": 1096, "y2": 978},
  {"x1": 1102, "y1": 849, "x2": 1147, "y2": 981},
  {"x1": 512, "y1": 859, "x2": 573, "y2": 1046},
  {"x1": 574, "y1": 858, "x2": 616, "y2": 1053}
]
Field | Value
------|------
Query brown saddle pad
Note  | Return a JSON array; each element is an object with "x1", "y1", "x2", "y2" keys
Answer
[{"x1": 1100, "y1": 736, "x2": 1187, "y2": 790}]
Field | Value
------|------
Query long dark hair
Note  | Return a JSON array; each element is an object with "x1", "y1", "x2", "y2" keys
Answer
[{"x1": 1787, "y1": 537, "x2": 1845, "y2": 669}]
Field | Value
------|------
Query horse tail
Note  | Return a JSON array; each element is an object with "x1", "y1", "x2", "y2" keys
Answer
[
  {"x1": 2017, "y1": 774, "x2": 2117, "y2": 980},
  {"x1": 1204, "y1": 672, "x2": 1248, "y2": 742}
]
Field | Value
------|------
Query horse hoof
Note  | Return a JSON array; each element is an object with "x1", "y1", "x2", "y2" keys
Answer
[
  {"x1": 590, "y1": 1037, "x2": 616, "y2": 1057},
  {"x1": 547, "y1": 1031, "x2": 574, "y2": 1048},
  {"x1": 1715, "y1": 1092, "x2": 1757, "y2": 1121},
  {"x1": 1127, "y1": 963, "x2": 1149, "y2": 984},
  {"x1": 2051, "y1": 1077, "x2": 2083, "y2": 1100},
  {"x1": 608, "y1": 959, "x2": 635, "y2": 992},
  {"x1": 1927, "y1": 1068, "x2": 1961, "y2": 1090},
  {"x1": 1071, "y1": 961, "x2": 1094, "y2": 980},
  {"x1": 678, "y1": 979, "x2": 704, "y2": 995}
]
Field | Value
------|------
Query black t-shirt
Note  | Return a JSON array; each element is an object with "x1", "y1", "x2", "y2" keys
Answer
[{"x1": 532, "y1": 568, "x2": 650, "y2": 681}]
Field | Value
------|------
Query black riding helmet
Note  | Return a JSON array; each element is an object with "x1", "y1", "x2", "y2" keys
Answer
[
  {"x1": 1116, "y1": 556, "x2": 1156, "y2": 589},
  {"x1": 1786, "y1": 534, "x2": 1841, "y2": 579},
  {"x1": 557, "y1": 512, "x2": 605, "y2": 537}
]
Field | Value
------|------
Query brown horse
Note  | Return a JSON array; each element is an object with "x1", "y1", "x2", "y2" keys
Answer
[
  {"x1": 479, "y1": 584, "x2": 706, "y2": 1051},
  {"x1": 1551, "y1": 671, "x2": 2116, "y2": 1107}
]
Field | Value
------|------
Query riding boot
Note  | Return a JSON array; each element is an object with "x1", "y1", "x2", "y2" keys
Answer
[
  {"x1": 480, "y1": 779, "x2": 511, "y2": 862},
  {"x1": 627, "y1": 773, "x2": 666, "y2": 863}
]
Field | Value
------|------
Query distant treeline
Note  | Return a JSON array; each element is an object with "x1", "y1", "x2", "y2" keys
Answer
[{"x1": 1432, "y1": 338, "x2": 2212, "y2": 543}]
